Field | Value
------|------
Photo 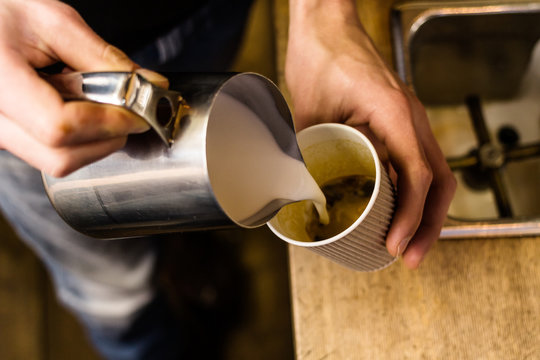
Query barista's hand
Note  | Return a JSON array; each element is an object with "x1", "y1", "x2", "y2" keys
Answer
[
  {"x1": 0, "y1": 0, "x2": 167, "y2": 177},
  {"x1": 286, "y1": 0, "x2": 456, "y2": 269}
]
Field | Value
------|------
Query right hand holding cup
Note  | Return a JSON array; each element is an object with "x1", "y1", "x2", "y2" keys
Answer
[{"x1": 286, "y1": 0, "x2": 457, "y2": 268}]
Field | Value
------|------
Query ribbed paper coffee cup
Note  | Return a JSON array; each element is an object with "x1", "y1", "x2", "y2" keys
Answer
[{"x1": 268, "y1": 123, "x2": 396, "y2": 272}]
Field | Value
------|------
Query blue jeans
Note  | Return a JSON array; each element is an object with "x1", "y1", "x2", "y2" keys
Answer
[{"x1": 0, "y1": 0, "x2": 252, "y2": 359}]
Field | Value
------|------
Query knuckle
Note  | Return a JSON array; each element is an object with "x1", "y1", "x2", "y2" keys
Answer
[
  {"x1": 39, "y1": 106, "x2": 79, "y2": 147},
  {"x1": 416, "y1": 162, "x2": 434, "y2": 188},
  {"x1": 40, "y1": 121, "x2": 72, "y2": 147},
  {"x1": 382, "y1": 91, "x2": 416, "y2": 122},
  {"x1": 42, "y1": 2, "x2": 86, "y2": 36},
  {"x1": 43, "y1": 154, "x2": 74, "y2": 178},
  {"x1": 442, "y1": 168, "x2": 458, "y2": 193},
  {"x1": 387, "y1": 89, "x2": 411, "y2": 110},
  {"x1": 48, "y1": 166, "x2": 69, "y2": 178},
  {"x1": 51, "y1": 2, "x2": 83, "y2": 23}
]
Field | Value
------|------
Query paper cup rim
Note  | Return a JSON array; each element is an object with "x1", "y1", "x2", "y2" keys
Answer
[{"x1": 268, "y1": 123, "x2": 382, "y2": 247}]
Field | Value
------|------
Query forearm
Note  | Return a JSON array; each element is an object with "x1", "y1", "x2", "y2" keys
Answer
[
  {"x1": 286, "y1": 0, "x2": 385, "y2": 75},
  {"x1": 289, "y1": 0, "x2": 358, "y2": 21},
  {"x1": 289, "y1": 0, "x2": 363, "y2": 35}
]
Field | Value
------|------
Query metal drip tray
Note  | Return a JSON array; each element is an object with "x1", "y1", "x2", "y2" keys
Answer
[{"x1": 391, "y1": 0, "x2": 540, "y2": 238}]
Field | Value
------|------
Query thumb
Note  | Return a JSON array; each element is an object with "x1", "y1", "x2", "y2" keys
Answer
[
  {"x1": 39, "y1": 3, "x2": 136, "y2": 72},
  {"x1": 44, "y1": 8, "x2": 170, "y2": 88},
  {"x1": 50, "y1": 36, "x2": 137, "y2": 73},
  {"x1": 35, "y1": 3, "x2": 170, "y2": 87}
]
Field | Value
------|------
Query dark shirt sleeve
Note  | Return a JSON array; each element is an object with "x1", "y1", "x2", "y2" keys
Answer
[{"x1": 62, "y1": 0, "x2": 204, "y2": 54}]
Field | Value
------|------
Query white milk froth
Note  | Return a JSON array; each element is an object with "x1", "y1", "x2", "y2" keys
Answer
[{"x1": 206, "y1": 93, "x2": 329, "y2": 226}]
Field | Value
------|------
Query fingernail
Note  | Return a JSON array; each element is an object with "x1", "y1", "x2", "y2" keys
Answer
[
  {"x1": 136, "y1": 69, "x2": 169, "y2": 89},
  {"x1": 397, "y1": 236, "x2": 412, "y2": 256},
  {"x1": 103, "y1": 45, "x2": 134, "y2": 69},
  {"x1": 130, "y1": 118, "x2": 150, "y2": 133}
]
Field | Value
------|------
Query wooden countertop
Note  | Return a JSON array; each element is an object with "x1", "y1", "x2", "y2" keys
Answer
[{"x1": 274, "y1": 1, "x2": 540, "y2": 358}]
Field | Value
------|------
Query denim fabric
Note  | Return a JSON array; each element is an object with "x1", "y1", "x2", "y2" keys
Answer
[
  {"x1": 0, "y1": 0, "x2": 253, "y2": 359},
  {"x1": 0, "y1": 152, "x2": 185, "y2": 359}
]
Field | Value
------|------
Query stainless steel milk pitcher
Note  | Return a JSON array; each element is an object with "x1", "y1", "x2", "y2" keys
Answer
[{"x1": 42, "y1": 72, "x2": 303, "y2": 239}]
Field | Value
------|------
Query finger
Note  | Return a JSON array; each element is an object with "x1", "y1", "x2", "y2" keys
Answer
[
  {"x1": 34, "y1": 2, "x2": 137, "y2": 72},
  {"x1": 0, "y1": 55, "x2": 148, "y2": 146},
  {"x1": 0, "y1": 112, "x2": 127, "y2": 177},
  {"x1": 401, "y1": 172, "x2": 455, "y2": 268},
  {"x1": 55, "y1": 101, "x2": 150, "y2": 146},
  {"x1": 35, "y1": 2, "x2": 170, "y2": 89},
  {"x1": 402, "y1": 112, "x2": 456, "y2": 268},
  {"x1": 365, "y1": 93, "x2": 433, "y2": 257},
  {"x1": 0, "y1": 51, "x2": 64, "y2": 137}
]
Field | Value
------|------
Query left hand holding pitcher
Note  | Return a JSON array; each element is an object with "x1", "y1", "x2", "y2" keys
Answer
[{"x1": 0, "y1": 0, "x2": 172, "y2": 177}]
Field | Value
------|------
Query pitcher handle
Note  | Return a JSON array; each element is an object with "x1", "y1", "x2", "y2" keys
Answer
[{"x1": 42, "y1": 71, "x2": 187, "y2": 146}]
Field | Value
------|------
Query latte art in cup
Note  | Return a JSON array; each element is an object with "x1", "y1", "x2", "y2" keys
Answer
[
  {"x1": 273, "y1": 173, "x2": 376, "y2": 242},
  {"x1": 306, "y1": 174, "x2": 375, "y2": 241}
]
